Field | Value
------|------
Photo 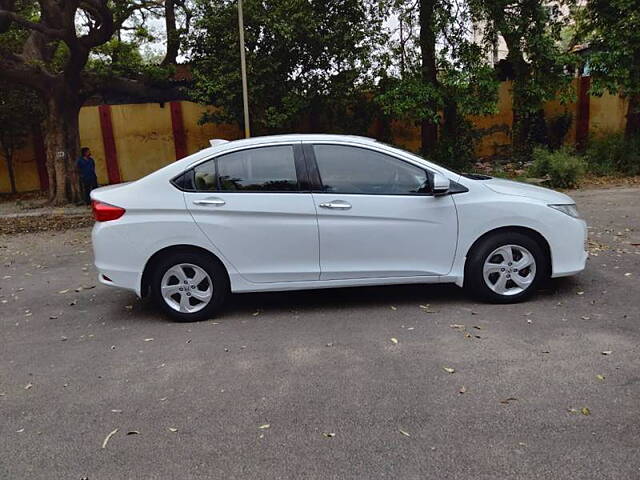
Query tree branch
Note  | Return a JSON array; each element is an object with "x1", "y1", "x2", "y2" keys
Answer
[
  {"x1": 82, "y1": 73, "x2": 187, "y2": 103},
  {"x1": 0, "y1": 8, "x2": 66, "y2": 38},
  {"x1": 0, "y1": 53, "x2": 54, "y2": 92}
]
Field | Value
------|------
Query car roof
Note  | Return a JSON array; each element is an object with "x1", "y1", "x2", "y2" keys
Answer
[
  {"x1": 204, "y1": 134, "x2": 376, "y2": 153},
  {"x1": 161, "y1": 133, "x2": 455, "y2": 180}
]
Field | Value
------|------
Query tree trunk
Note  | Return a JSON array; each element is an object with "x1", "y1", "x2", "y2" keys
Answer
[
  {"x1": 505, "y1": 44, "x2": 536, "y2": 162},
  {"x1": 43, "y1": 88, "x2": 82, "y2": 205},
  {"x1": 162, "y1": 0, "x2": 179, "y2": 66},
  {"x1": 626, "y1": 93, "x2": 640, "y2": 139},
  {"x1": 3, "y1": 153, "x2": 16, "y2": 194},
  {"x1": 419, "y1": 0, "x2": 439, "y2": 157}
]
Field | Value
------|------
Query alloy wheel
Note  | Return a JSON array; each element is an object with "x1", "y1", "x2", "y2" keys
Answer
[
  {"x1": 161, "y1": 263, "x2": 213, "y2": 313},
  {"x1": 482, "y1": 244, "x2": 536, "y2": 296}
]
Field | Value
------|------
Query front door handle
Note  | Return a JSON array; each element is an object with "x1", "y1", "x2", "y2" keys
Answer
[
  {"x1": 319, "y1": 200, "x2": 352, "y2": 210},
  {"x1": 193, "y1": 198, "x2": 226, "y2": 207}
]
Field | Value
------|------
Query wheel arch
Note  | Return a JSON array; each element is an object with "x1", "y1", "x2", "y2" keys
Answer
[
  {"x1": 463, "y1": 226, "x2": 552, "y2": 279},
  {"x1": 140, "y1": 244, "x2": 229, "y2": 298}
]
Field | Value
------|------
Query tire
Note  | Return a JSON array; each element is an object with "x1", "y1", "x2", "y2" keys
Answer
[
  {"x1": 464, "y1": 231, "x2": 548, "y2": 303},
  {"x1": 150, "y1": 251, "x2": 229, "y2": 322}
]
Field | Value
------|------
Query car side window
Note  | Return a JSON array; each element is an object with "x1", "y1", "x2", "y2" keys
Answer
[
  {"x1": 312, "y1": 145, "x2": 430, "y2": 195},
  {"x1": 193, "y1": 145, "x2": 299, "y2": 192}
]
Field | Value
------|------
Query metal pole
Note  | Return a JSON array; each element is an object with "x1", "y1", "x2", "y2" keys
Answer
[{"x1": 238, "y1": 0, "x2": 250, "y2": 138}]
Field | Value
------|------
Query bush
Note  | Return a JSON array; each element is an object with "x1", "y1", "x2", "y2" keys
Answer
[
  {"x1": 431, "y1": 117, "x2": 479, "y2": 172},
  {"x1": 584, "y1": 133, "x2": 640, "y2": 176},
  {"x1": 546, "y1": 112, "x2": 573, "y2": 151},
  {"x1": 529, "y1": 147, "x2": 586, "y2": 188}
]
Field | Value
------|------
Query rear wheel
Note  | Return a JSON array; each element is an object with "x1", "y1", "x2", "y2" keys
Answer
[
  {"x1": 465, "y1": 232, "x2": 548, "y2": 303},
  {"x1": 150, "y1": 251, "x2": 229, "y2": 322}
]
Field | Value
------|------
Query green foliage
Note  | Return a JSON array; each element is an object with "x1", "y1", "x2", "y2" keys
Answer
[
  {"x1": 0, "y1": 82, "x2": 45, "y2": 192},
  {"x1": 578, "y1": 0, "x2": 640, "y2": 101},
  {"x1": 188, "y1": 0, "x2": 389, "y2": 134},
  {"x1": 529, "y1": 147, "x2": 586, "y2": 188},
  {"x1": 431, "y1": 117, "x2": 481, "y2": 171},
  {"x1": 0, "y1": 82, "x2": 44, "y2": 154},
  {"x1": 546, "y1": 112, "x2": 573, "y2": 151},
  {"x1": 584, "y1": 133, "x2": 640, "y2": 176},
  {"x1": 377, "y1": 1, "x2": 499, "y2": 122},
  {"x1": 87, "y1": 39, "x2": 175, "y2": 84},
  {"x1": 470, "y1": 0, "x2": 577, "y2": 161}
]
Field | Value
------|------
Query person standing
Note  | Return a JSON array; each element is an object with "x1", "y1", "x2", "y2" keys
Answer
[{"x1": 77, "y1": 147, "x2": 98, "y2": 205}]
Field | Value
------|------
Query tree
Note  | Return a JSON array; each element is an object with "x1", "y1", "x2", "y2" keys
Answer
[
  {"x1": 0, "y1": 83, "x2": 44, "y2": 193},
  {"x1": 0, "y1": 1, "x2": 186, "y2": 204},
  {"x1": 578, "y1": 0, "x2": 640, "y2": 138},
  {"x1": 188, "y1": 0, "x2": 389, "y2": 135},
  {"x1": 376, "y1": 0, "x2": 498, "y2": 164},
  {"x1": 470, "y1": 0, "x2": 574, "y2": 161},
  {"x1": 419, "y1": 0, "x2": 439, "y2": 155}
]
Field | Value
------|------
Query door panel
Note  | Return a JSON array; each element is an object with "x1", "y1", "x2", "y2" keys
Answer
[
  {"x1": 185, "y1": 144, "x2": 320, "y2": 283},
  {"x1": 307, "y1": 144, "x2": 458, "y2": 280},
  {"x1": 312, "y1": 193, "x2": 457, "y2": 279},
  {"x1": 187, "y1": 192, "x2": 320, "y2": 282}
]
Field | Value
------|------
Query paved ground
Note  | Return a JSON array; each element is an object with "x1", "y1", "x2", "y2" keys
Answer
[{"x1": 1, "y1": 186, "x2": 639, "y2": 480}]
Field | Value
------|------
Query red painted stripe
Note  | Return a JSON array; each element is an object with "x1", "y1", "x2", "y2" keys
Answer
[
  {"x1": 576, "y1": 76, "x2": 591, "y2": 151},
  {"x1": 98, "y1": 105, "x2": 121, "y2": 184},
  {"x1": 32, "y1": 125, "x2": 49, "y2": 191},
  {"x1": 170, "y1": 101, "x2": 188, "y2": 161}
]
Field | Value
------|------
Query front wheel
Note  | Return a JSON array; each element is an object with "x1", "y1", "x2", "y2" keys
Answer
[
  {"x1": 465, "y1": 232, "x2": 548, "y2": 303},
  {"x1": 150, "y1": 251, "x2": 229, "y2": 322}
]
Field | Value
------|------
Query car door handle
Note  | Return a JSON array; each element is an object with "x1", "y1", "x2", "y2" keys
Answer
[
  {"x1": 319, "y1": 200, "x2": 352, "y2": 210},
  {"x1": 193, "y1": 198, "x2": 226, "y2": 207}
]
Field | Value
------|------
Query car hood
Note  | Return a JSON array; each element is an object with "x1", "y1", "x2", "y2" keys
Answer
[{"x1": 482, "y1": 177, "x2": 574, "y2": 204}]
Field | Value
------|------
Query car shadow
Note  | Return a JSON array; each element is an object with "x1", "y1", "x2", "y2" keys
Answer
[
  {"x1": 225, "y1": 283, "x2": 468, "y2": 315},
  {"x1": 114, "y1": 275, "x2": 583, "y2": 324}
]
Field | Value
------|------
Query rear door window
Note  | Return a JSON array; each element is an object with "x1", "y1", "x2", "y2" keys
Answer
[{"x1": 193, "y1": 145, "x2": 299, "y2": 192}]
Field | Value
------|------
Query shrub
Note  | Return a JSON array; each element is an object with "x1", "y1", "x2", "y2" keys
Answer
[
  {"x1": 529, "y1": 147, "x2": 586, "y2": 189},
  {"x1": 546, "y1": 112, "x2": 573, "y2": 151},
  {"x1": 584, "y1": 133, "x2": 640, "y2": 176}
]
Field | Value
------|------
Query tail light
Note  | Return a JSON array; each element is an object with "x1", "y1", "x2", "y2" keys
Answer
[{"x1": 92, "y1": 201, "x2": 125, "y2": 222}]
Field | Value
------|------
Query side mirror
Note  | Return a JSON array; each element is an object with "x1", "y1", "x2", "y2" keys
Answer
[{"x1": 432, "y1": 173, "x2": 451, "y2": 196}]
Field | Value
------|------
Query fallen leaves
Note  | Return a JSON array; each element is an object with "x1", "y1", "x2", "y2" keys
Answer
[
  {"x1": 568, "y1": 407, "x2": 591, "y2": 416},
  {"x1": 101, "y1": 428, "x2": 119, "y2": 449},
  {"x1": 449, "y1": 323, "x2": 481, "y2": 339}
]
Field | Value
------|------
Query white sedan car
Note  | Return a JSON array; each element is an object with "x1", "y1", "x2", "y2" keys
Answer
[{"x1": 91, "y1": 134, "x2": 587, "y2": 321}]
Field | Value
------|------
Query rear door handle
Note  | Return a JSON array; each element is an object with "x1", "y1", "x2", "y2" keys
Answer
[
  {"x1": 319, "y1": 200, "x2": 351, "y2": 210},
  {"x1": 193, "y1": 198, "x2": 226, "y2": 207}
]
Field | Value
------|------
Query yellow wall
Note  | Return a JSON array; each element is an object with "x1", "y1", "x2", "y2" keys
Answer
[
  {"x1": 181, "y1": 102, "x2": 242, "y2": 155},
  {"x1": 109, "y1": 103, "x2": 175, "y2": 182},
  {"x1": 0, "y1": 89, "x2": 631, "y2": 193},
  {"x1": 471, "y1": 81, "x2": 514, "y2": 158},
  {"x1": 78, "y1": 106, "x2": 109, "y2": 185},
  {"x1": 0, "y1": 139, "x2": 40, "y2": 193},
  {"x1": 590, "y1": 92, "x2": 628, "y2": 136}
]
